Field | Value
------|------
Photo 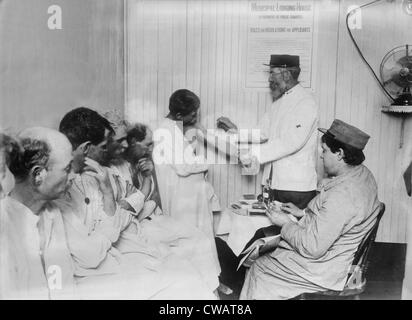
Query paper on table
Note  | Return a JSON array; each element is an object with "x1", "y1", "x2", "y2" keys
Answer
[{"x1": 226, "y1": 210, "x2": 273, "y2": 256}]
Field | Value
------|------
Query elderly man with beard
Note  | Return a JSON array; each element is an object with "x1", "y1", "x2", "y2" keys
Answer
[
  {"x1": 58, "y1": 107, "x2": 216, "y2": 299},
  {"x1": 213, "y1": 56, "x2": 320, "y2": 296},
  {"x1": 102, "y1": 112, "x2": 221, "y2": 294},
  {"x1": 0, "y1": 128, "x2": 76, "y2": 299},
  {"x1": 218, "y1": 54, "x2": 319, "y2": 214},
  {"x1": 124, "y1": 123, "x2": 162, "y2": 215},
  {"x1": 102, "y1": 111, "x2": 158, "y2": 220}
]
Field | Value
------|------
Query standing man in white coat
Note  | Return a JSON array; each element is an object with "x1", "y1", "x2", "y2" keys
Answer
[
  {"x1": 214, "y1": 55, "x2": 319, "y2": 297},
  {"x1": 219, "y1": 54, "x2": 319, "y2": 234}
]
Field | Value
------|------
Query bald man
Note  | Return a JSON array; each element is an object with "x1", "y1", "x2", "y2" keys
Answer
[{"x1": 1, "y1": 127, "x2": 76, "y2": 299}]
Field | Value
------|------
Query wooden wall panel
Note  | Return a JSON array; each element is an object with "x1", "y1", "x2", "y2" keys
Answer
[
  {"x1": 126, "y1": 0, "x2": 412, "y2": 243},
  {"x1": 335, "y1": 0, "x2": 412, "y2": 243}
]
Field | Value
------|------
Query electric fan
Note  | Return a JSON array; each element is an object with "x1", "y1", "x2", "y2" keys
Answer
[{"x1": 380, "y1": 44, "x2": 412, "y2": 113}]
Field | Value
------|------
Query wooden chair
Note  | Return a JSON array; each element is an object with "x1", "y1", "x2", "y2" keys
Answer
[{"x1": 295, "y1": 202, "x2": 386, "y2": 300}]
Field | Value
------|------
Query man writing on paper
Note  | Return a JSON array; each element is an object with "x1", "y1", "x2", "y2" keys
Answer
[
  {"x1": 241, "y1": 120, "x2": 381, "y2": 300},
  {"x1": 218, "y1": 54, "x2": 319, "y2": 214}
]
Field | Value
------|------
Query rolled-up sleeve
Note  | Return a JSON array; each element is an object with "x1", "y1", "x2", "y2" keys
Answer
[
  {"x1": 124, "y1": 190, "x2": 146, "y2": 213},
  {"x1": 280, "y1": 190, "x2": 354, "y2": 259},
  {"x1": 171, "y1": 162, "x2": 209, "y2": 177}
]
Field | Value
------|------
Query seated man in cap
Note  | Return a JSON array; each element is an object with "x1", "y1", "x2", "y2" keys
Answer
[{"x1": 240, "y1": 119, "x2": 381, "y2": 300}]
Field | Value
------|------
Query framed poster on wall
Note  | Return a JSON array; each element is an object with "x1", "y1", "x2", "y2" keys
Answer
[{"x1": 245, "y1": 0, "x2": 317, "y2": 89}]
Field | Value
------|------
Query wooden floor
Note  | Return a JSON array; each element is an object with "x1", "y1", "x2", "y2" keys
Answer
[{"x1": 358, "y1": 242, "x2": 406, "y2": 300}]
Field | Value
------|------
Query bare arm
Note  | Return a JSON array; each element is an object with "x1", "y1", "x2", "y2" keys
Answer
[{"x1": 215, "y1": 117, "x2": 268, "y2": 144}]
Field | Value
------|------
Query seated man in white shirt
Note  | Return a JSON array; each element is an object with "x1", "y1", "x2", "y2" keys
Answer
[
  {"x1": 123, "y1": 122, "x2": 162, "y2": 215},
  {"x1": 0, "y1": 133, "x2": 18, "y2": 298},
  {"x1": 102, "y1": 112, "x2": 221, "y2": 293},
  {"x1": 102, "y1": 111, "x2": 161, "y2": 220},
  {"x1": 58, "y1": 107, "x2": 216, "y2": 299},
  {"x1": 1, "y1": 128, "x2": 76, "y2": 299},
  {"x1": 0, "y1": 133, "x2": 17, "y2": 200}
]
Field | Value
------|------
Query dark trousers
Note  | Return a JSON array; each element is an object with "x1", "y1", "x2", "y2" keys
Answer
[
  {"x1": 216, "y1": 189, "x2": 317, "y2": 296},
  {"x1": 215, "y1": 237, "x2": 246, "y2": 296},
  {"x1": 269, "y1": 189, "x2": 317, "y2": 209}
]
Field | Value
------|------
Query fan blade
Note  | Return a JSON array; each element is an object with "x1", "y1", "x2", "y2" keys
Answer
[
  {"x1": 397, "y1": 56, "x2": 412, "y2": 69},
  {"x1": 382, "y1": 62, "x2": 406, "y2": 78},
  {"x1": 389, "y1": 72, "x2": 411, "y2": 87}
]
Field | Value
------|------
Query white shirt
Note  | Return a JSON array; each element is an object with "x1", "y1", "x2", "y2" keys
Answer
[
  {"x1": 60, "y1": 173, "x2": 132, "y2": 278},
  {"x1": 109, "y1": 162, "x2": 153, "y2": 214},
  {"x1": 0, "y1": 196, "x2": 76, "y2": 300},
  {"x1": 0, "y1": 197, "x2": 49, "y2": 299},
  {"x1": 250, "y1": 84, "x2": 319, "y2": 191}
]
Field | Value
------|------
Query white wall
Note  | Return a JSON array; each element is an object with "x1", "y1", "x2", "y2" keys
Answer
[
  {"x1": 125, "y1": 0, "x2": 412, "y2": 243},
  {"x1": 0, "y1": 0, "x2": 125, "y2": 131}
]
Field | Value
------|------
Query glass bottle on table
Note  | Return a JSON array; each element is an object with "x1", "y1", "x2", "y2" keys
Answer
[{"x1": 262, "y1": 178, "x2": 271, "y2": 205}]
